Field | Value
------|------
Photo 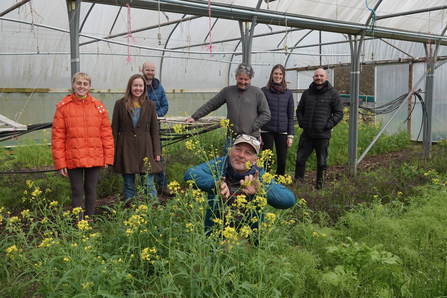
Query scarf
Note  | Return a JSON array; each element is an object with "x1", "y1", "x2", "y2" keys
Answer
[{"x1": 270, "y1": 83, "x2": 285, "y2": 94}]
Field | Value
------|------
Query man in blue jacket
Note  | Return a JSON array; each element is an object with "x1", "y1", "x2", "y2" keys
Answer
[
  {"x1": 184, "y1": 134, "x2": 295, "y2": 239},
  {"x1": 142, "y1": 61, "x2": 171, "y2": 196},
  {"x1": 295, "y1": 68, "x2": 343, "y2": 190}
]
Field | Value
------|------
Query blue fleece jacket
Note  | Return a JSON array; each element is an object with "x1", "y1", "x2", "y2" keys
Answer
[
  {"x1": 147, "y1": 77, "x2": 168, "y2": 117},
  {"x1": 184, "y1": 156, "x2": 296, "y2": 236}
]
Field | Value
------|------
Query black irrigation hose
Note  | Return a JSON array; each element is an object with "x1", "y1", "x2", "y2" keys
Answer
[
  {"x1": 0, "y1": 169, "x2": 57, "y2": 174},
  {"x1": 0, "y1": 122, "x2": 53, "y2": 143},
  {"x1": 358, "y1": 91, "x2": 428, "y2": 161},
  {"x1": 1, "y1": 122, "x2": 223, "y2": 174}
]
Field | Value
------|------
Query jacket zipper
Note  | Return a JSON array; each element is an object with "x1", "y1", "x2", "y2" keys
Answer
[{"x1": 83, "y1": 99, "x2": 91, "y2": 167}]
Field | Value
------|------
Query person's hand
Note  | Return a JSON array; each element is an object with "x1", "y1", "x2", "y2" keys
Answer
[
  {"x1": 240, "y1": 170, "x2": 261, "y2": 195},
  {"x1": 58, "y1": 168, "x2": 68, "y2": 177},
  {"x1": 185, "y1": 117, "x2": 195, "y2": 123},
  {"x1": 155, "y1": 155, "x2": 161, "y2": 162},
  {"x1": 217, "y1": 177, "x2": 230, "y2": 200},
  {"x1": 103, "y1": 164, "x2": 109, "y2": 169},
  {"x1": 287, "y1": 137, "x2": 293, "y2": 148}
]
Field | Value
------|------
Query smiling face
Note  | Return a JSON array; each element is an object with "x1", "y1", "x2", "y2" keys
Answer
[
  {"x1": 313, "y1": 68, "x2": 328, "y2": 88},
  {"x1": 272, "y1": 68, "x2": 284, "y2": 84},
  {"x1": 236, "y1": 73, "x2": 251, "y2": 90},
  {"x1": 141, "y1": 62, "x2": 155, "y2": 82},
  {"x1": 131, "y1": 78, "x2": 145, "y2": 100},
  {"x1": 72, "y1": 78, "x2": 91, "y2": 98},
  {"x1": 229, "y1": 143, "x2": 258, "y2": 175}
]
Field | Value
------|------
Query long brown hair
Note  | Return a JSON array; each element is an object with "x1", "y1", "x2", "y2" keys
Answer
[
  {"x1": 266, "y1": 64, "x2": 287, "y2": 90},
  {"x1": 124, "y1": 74, "x2": 147, "y2": 112}
]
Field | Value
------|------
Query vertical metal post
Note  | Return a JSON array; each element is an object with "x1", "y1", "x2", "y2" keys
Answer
[
  {"x1": 66, "y1": 0, "x2": 81, "y2": 79},
  {"x1": 407, "y1": 62, "x2": 414, "y2": 136},
  {"x1": 423, "y1": 44, "x2": 434, "y2": 157},
  {"x1": 347, "y1": 33, "x2": 365, "y2": 175}
]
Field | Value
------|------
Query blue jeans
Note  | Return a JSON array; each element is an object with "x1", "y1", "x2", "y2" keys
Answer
[
  {"x1": 294, "y1": 134, "x2": 329, "y2": 189},
  {"x1": 122, "y1": 173, "x2": 156, "y2": 201}
]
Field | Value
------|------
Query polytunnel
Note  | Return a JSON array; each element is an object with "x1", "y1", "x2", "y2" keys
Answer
[{"x1": 1, "y1": 0, "x2": 447, "y2": 173}]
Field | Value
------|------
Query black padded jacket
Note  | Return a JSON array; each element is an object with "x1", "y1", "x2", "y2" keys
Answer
[{"x1": 296, "y1": 81, "x2": 343, "y2": 138}]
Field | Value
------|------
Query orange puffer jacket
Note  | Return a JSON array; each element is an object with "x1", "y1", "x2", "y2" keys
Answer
[{"x1": 51, "y1": 92, "x2": 115, "y2": 170}]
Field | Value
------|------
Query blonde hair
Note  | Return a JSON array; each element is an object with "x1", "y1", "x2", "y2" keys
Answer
[{"x1": 71, "y1": 72, "x2": 91, "y2": 85}]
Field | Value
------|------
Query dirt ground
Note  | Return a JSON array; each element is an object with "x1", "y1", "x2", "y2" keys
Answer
[{"x1": 93, "y1": 147, "x2": 420, "y2": 212}]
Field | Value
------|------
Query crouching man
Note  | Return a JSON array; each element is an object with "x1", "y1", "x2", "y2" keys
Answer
[{"x1": 184, "y1": 134, "x2": 295, "y2": 242}]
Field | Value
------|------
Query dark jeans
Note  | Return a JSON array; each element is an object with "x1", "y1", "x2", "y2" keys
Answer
[
  {"x1": 261, "y1": 132, "x2": 288, "y2": 176},
  {"x1": 67, "y1": 167, "x2": 100, "y2": 217},
  {"x1": 294, "y1": 134, "x2": 329, "y2": 189}
]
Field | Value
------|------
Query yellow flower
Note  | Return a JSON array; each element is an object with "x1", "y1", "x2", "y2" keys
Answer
[
  {"x1": 213, "y1": 218, "x2": 223, "y2": 225},
  {"x1": 26, "y1": 180, "x2": 34, "y2": 188},
  {"x1": 299, "y1": 198, "x2": 307, "y2": 205},
  {"x1": 49, "y1": 201, "x2": 58, "y2": 208},
  {"x1": 39, "y1": 238, "x2": 53, "y2": 248},
  {"x1": 72, "y1": 207, "x2": 83, "y2": 215},
  {"x1": 64, "y1": 257, "x2": 70, "y2": 262},
  {"x1": 222, "y1": 226, "x2": 237, "y2": 240},
  {"x1": 21, "y1": 210, "x2": 30, "y2": 218},
  {"x1": 185, "y1": 140, "x2": 195, "y2": 150},
  {"x1": 265, "y1": 212, "x2": 276, "y2": 224},
  {"x1": 9, "y1": 216, "x2": 20, "y2": 224},
  {"x1": 77, "y1": 220, "x2": 91, "y2": 231},
  {"x1": 220, "y1": 118, "x2": 230, "y2": 129},
  {"x1": 245, "y1": 160, "x2": 252, "y2": 169},
  {"x1": 31, "y1": 187, "x2": 42, "y2": 197},
  {"x1": 186, "y1": 222, "x2": 194, "y2": 232},
  {"x1": 312, "y1": 232, "x2": 318, "y2": 237},
  {"x1": 234, "y1": 195, "x2": 248, "y2": 209},
  {"x1": 168, "y1": 181, "x2": 181, "y2": 194},
  {"x1": 6, "y1": 245, "x2": 19, "y2": 258},
  {"x1": 173, "y1": 124, "x2": 183, "y2": 134},
  {"x1": 239, "y1": 226, "x2": 252, "y2": 238}
]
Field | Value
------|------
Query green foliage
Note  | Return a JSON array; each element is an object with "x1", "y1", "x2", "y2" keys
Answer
[{"x1": 321, "y1": 237, "x2": 405, "y2": 296}]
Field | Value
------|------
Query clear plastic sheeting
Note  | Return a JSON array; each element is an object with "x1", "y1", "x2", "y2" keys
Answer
[
  {"x1": 1, "y1": 0, "x2": 447, "y2": 143},
  {"x1": 1, "y1": 0, "x2": 447, "y2": 90},
  {"x1": 375, "y1": 62, "x2": 447, "y2": 142}
]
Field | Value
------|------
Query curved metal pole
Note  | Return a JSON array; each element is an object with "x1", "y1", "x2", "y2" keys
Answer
[
  {"x1": 0, "y1": 0, "x2": 30, "y2": 17},
  {"x1": 284, "y1": 30, "x2": 313, "y2": 68},
  {"x1": 227, "y1": 37, "x2": 243, "y2": 85},
  {"x1": 80, "y1": 3, "x2": 95, "y2": 33},
  {"x1": 160, "y1": 14, "x2": 187, "y2": 81}
]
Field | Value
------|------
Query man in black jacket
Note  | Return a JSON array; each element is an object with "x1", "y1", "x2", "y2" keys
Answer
[{"x1": 294, "y1": 68, "x2": 343, "y2": 189}]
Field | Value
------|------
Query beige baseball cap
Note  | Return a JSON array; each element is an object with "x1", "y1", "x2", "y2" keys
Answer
[{"x1": 232, "y1": 134, "x2": 260, "y2": 155}]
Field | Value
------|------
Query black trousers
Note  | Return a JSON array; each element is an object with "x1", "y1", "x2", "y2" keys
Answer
[
  {"x1": 294, "y1": 134, "x2": 329, "y2": 188},
  {"x1": 67, "y1": 167, "x2": 100, "y2": 217},
  {"x1": 261, "y1": 132, "x2": 288, "y2": 176}
]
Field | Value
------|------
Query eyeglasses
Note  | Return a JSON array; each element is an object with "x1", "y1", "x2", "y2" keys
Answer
[{"x1": 235, "y1": 134, "x2": 260, "y2": 147}]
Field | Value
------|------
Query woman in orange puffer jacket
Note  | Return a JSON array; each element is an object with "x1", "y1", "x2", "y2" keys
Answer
[{"x1": 51, "y1": 72, "x2": 114, "y2": 221}]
